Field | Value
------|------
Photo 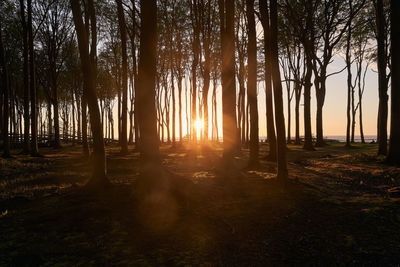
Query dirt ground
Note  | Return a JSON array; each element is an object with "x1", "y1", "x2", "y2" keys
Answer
[{"x1": 1, "y1": 142, "x2": 400, "y2": 266}]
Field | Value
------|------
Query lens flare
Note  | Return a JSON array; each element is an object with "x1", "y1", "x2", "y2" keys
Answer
[{"x1": 194, "y1": 119, "x2": 204, "y2": 131}]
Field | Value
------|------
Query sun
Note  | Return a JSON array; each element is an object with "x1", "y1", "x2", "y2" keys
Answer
[{"x1": 194, "y1": 119, "x2": 204, "y2": 131}]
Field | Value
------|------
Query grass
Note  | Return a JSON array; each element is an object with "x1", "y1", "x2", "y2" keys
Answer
[{"x1": 1, "y1": 142, "x2": 400, "y2": 266}]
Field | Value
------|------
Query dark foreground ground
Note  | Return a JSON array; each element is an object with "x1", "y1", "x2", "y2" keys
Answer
[{"x1": 1, "y1": 142, "x2": 400, "y2": 266}]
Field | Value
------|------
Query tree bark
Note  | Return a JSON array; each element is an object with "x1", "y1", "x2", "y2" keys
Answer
[
  {"x1": 259, "y1": 0, "x2": 277, "y2": 160},
  {"x1": 270, "y1": 0, "x2": 288, "y2": 180},
  {"x1": 28, "y1": 0, "x2": 39, "y2": 155},
  {"x1": 0, "y1": 22, "x2": 10, "y2": 157},
  {"x1": 116, "y1": 0, "x2": 128, "y2": 154},
  {"x1": 137, "y1": 0, "x2": 160, "y2": 166},
  {"x1": 246, "y1": 0, "x2": 259, "y2": 166},
  {"x1": 20, "y1": 0, "x2": 30, "y2": 153},
  {"x1": 71, "y1": 0, "x2": 107, "y2": 185},
  {"x1": 219, "y1": 0, "x2": 237, "y2": 162},
  {"x1": 387, "y1": 0, "x2": 400, "y2": 164},
  {"x1": 376, "y1": 0, "x2": 388, "y2": 155}
]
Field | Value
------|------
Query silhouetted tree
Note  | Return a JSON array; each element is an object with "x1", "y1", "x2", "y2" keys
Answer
[
  {"x1": 376, "y1": 0, "x2": 388, "y2": 155},
  {"x1": 259, "y1": 0, "x2": 277, "y2": 159},
  {"x1": 387, "y1": 0, "x2": 400, "y2": 164},
  {"x1": 270, "y1": 0, "x2": 288, "y2": 180},
  {"x1": 137, "y1": 0, "x2": 160, "y2": 166},
  {"x1": 70, "y1": 0, "x2": 108, "y2": 186},
  {"x1": 0, "y1": 22, "x2": 10, "y2": 157},
  {"x1": 116, "y1": 0, "x2": 128, "y2": 154},
  {"x1": 219, "y1": 0, "x2": 237, "y2": 163},
  {"x1": 246, "y1": 0, "x2": 259, "y2": 166}
]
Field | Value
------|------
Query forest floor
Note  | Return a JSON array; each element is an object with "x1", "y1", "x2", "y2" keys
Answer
[{"x1": 1, "y1": 141, "x2": 400, "y2": 266}]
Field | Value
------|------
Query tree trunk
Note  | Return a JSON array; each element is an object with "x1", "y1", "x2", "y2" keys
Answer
[
  {"x1": 137, "y1": 0, "x2": 160, "y2": 166},
  {"x1": 116, "y1": 0, "x2": 128, "y2": 154},
  {"x1": 53, "y1": 79, "x2": 60, "y2": 148},
  {"x1": 72, "y1": 91, "x2": 76, "y2": 145},
  {"x1": 27, "y1": 0, "x2": 38, "y2": 155},
  {"x1": 345, "y1": 21, "x2": 352, "y2": 147},
  {"x1": 287, "y1": 78, "x2": 291, "y2": 143},
  {"x1": 219, "y1": 0, "x2": 237, "y2": 162},
  {"x1": 376, "y1": 0, "x2": 388, "y2": 155},
  {"x1": 270, "y1": 0, "x2": 288, "y2": 181},
  {"x1": 0, "y1": 22, "x2": 10, "y2": 157},
  {"x1": 191, "y1": 0, "x2": 200, "y2": 143},
  {"x1": 202, "y1": 71, "x2": 210, "y2": 142},
  {"x1": 178, "y1": 73, "x2": 183, "y2": 142},
  {"x1": 387, "y1": 0, "x2": 400, "y2": 164},
  {"x1": 213, "y1": 75, "x2": 218, "y2": 142},
  {"x1": 71, "y1": 0, "x2": 107, "y2": 185},
  {"x1": 81, "y1": 95, "x2": 89, "y2": 155},
  {"x1": 20, "y1": 0, "x2": 30, "y2": 153},
  {"x1": 303, "y1": 52, "x2": 314, "y2": 150},
  {"x1": 171, "y1": 69, "x2": 176, "y2": 145},
  {"x1": 246, "y1": 0, "x2": 259, "y2": 166},
  {"x1": 315, "y1": 79, "x2": 326, "y2": 147},
  {"x1": 259, "y1": 0, "x2": 277, "y2": 160}
]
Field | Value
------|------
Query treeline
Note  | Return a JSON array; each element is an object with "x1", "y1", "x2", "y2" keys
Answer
[{"x1": 0, "y1": 0, "x2": 399, "y2": 185}]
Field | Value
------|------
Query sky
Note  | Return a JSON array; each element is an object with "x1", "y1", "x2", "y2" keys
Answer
[
  {"x1": 108, "y1": 22, "x2": 387, "y2": 141},
  {"x1": 111, "y1": 54, "x2": 383, "y2": 141}
]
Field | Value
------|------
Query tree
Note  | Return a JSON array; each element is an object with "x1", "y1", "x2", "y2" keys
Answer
[
  {"x1": 27, "y1": 0, "x2": 39, "y2": 155},
  {"x1": 259, "y1": 0, "x2": 277, "y2": 159},
  {"x1": 116, "y1": 0, "x2": 128, "y2": 154},
  {"x1": 218, "y1": 0, "x2": 237, "y2": 163},
  {"x1": 387, "y1": 0, "x2": 400, "y2": 164},
  {"x1": 20, "y1": 0, "x2": 30, "y2": 153},
  {"x1": 190, "y1": 0, "x2": 200, "y2": 143},
  {"x1": 246, "y1": 0, "x2": 259, "y2": 166},
  {"x1": 70, "y1": 0, "x2": 108, "y2": 186},
  {"x1": 270, "y1": 0, "x2": 288, "y2": 180},
  {"x1": 136, "y1": 0, "x2": 160, "y2": 166},
  {"x1": 376, "y1": 0, "x2": 388, "y2": 155},
  {"x1": 37, "y1": 0, "x2": 73, "y2": 149},
  {"x1": 0, "y1": 21, "x2": 10, "y2": 157}
]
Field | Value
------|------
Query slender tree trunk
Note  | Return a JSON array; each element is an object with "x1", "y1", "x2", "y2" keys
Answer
[
  {"x1": 71, "y1": 0, "x2": 107, "y2": 185},
  {"x1": 191, "y1": 1, "x2": 200, "y2": 143},
  {"x1": 346, "y1": 14, "x2": 352, "y2": 147},
  {"x1": 72, "y1": 91, "x2": 76, "y2": 145},
  {"x1": 270, "y1": 0, "x2": 288, "y2": 180},
  {"x1": 185, "y1": 79, "x2": 191, "y2": 137},
  {"x1": 295, "y1": 82, "x2": 301, "y2": 145},
  {"x1": 203, "y1": 71, "x2": 210, "y2": 142},
  {"x1": 129, "y1": 74, "x2": 134, "y2": 144},
  {"x1": 76, "y1": 91, "x2": 81, "y2": 142},
  {"x1": 116, "y1": 0, "x2": 128, "y2": 154},
  {"x1": 387, "y1": 0, "x2": 400, "y2": 164},
  {"x1": 315, "y1": 77, "x2": 326, "y2": 147},
  {"x1": 213, "y1": 75, "x2": 218, "y2": 142},
  {"x1": 303, "y1": 53, "x2": 314, "y2": 150},
  {"x1": 28, "y1": 0, "x2": 38, "y2": 155},
  {"x1": 178, "y1": 74, "x2": 183, "y2": 142},
  {"x1": 351, "y1": 85, "x2": 356, "y2": 143},
  {"x1": 287, "y1": 81, "x2": 291, "y2": 143},
  {"x1": 259, "y1": 0, "x2": 277, "y2": 160},
  {"x1": 171, "y1": 69, "x2": 176, "y2": 145},
  {"x1": 376, "y1": 0, "x2": 388, "y2": 155},
  {"x1": 53, "y1": 78, "x2": 60, "y2": 148},
  {"x1": 246, "y1": 0, "x2": 259, "y2": 166},
  {"x1": 0, "y1": 22, "x2": 10, "y2": 157},
  {"x1": 20, "y1": 0, "x2": 30, "y2": 153},
  {"x1": 47, "y1": 98, "x2": 52, "y2": 142},
  {"x1": 81, "y1": 95, "x2": 89, "y2": 155}
]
